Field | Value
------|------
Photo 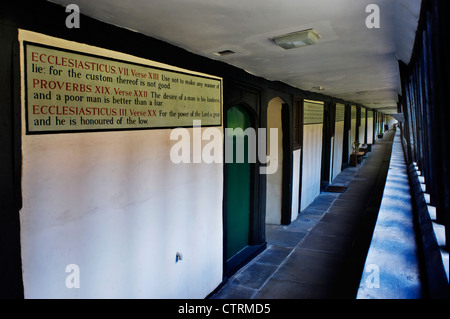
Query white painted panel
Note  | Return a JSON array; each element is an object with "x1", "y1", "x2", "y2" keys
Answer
[
  {"x1": 19, "y1": 30, "x2": 223, "y2": 299},
  {"x1": 367, "y1": 112, "x2": 374, "y2": 144},
  {"x1": 329, "y1": 136, "x2": 334, "y2": 184},
  {"x1": 21, "y1": 129, "x2": 224, "y2": 299},
  {"x1": 291, "y1": 149, "x2": 301, "y2": 222},
  {"x1": 349, "y1": 106, "x2": 357, "y2": 160},
  {"x1": 349, "y1": 119, "x2": 357, "y2": 156},
  {"x1": 332, "y1": 121, "x2": 345, "y2": 180},
  {"x1": 266, "y1": 98, "x2": 283, "y2": 225},
  {"x1": 359, "y1": 109, "x2": 366, "y2": 144},
  {"x1": 301, "y1": 124, "x2": 323, "y2": 211}
]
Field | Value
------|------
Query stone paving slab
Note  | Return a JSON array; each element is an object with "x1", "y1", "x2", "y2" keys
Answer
[
  {"x1": 256, "y1": 245, "x2": 293, "y2": 266},
  {"x1": 254, "y1": 278, "x2": 332, "y2": 299},
  {"x1": 265, "y1": 226, "x2": 307, "y2": 248},
  {"x1": 271, "y1": 248, "x2": 346, "y2": 287},
  {"x1": 299, "y1": 232, "x2": 353, "y2": 256}
]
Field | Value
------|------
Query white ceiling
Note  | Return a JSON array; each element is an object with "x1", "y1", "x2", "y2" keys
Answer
[{"x1": 49, "y1": 0, "x2": 421, "y2": 114}]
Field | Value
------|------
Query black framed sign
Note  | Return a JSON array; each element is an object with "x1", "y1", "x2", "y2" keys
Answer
[
  {"x1": 336, "y1": 103, "x2": 345, "y2": 122},
  {"x1": 351, "y1": 105, "x2": 357, "y2": 120},
  {"x1": 24, "y1": 42, "x2": 222, "y2": 134},
  {"x1": 303, "y1": 100, "x2": 324, "y2": 125}
]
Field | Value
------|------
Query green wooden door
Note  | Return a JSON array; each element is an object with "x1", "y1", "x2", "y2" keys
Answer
[{"x1": 226, "y1": 105, "x2": 251, "y2": 260}]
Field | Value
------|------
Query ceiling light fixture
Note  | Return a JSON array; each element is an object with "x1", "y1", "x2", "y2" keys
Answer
[
  {"x1": 214, "y1": 50, "x2": 235, "y2": 56},
  {"x1": 356, "y1": 91, "x2": 373, "y2": 95},
  {"x1": 270, "y1": 28, "x2": 321, "y2": 50}
]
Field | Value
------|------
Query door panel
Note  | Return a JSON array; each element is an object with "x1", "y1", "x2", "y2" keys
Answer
[{"x1": 226, "y1": 106, "x2": 251, "y2": 260}]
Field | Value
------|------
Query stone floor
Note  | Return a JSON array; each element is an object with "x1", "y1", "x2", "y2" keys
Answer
[{"x1": 210, "y1": 130, "x2": 396, "y2": 299}]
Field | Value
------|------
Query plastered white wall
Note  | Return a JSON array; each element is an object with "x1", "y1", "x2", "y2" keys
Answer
[
  {"x1": 367, "y1": 112, "x2": 374, "y2": 144},
  {"x1": 18, "y1": 30, "x2": 223, "y2": 298},
  {"x1": 359, "y1": 111, "x2": 366, "y2": 144},
  {"x1": 300, "y1": 124, "x2": 323, "y2": 211},
  {"x1": 349, "y1": 106, "x2": 357, "y2": 159},
  {"x1": 266, "y1": 98, "x2": 284, "y2": 225},
  {"x1": 386, "y1": 116, "x2": 397, "y2": 129},
  {"x1": 332, "y1": 121, "x2": 344, "y2": 181},
  {"x1": 291, "y1": 149, "x2": 301, "y2": 221}
]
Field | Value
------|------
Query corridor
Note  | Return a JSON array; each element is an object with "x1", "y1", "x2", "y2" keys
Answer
[
  {"x1": 1, "y1": 0, "x2": 449, "y2": 300},
  {"x1": 212, "y1": 130, "x2": 400, "y2": 298}
]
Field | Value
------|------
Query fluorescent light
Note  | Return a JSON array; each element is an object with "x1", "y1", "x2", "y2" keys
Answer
[{"x1": 271, "y1": 28, "x2": 321, "y2": 50}]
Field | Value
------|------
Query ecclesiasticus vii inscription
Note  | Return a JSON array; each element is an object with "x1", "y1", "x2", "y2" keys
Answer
[{"x1": 25, "y1": 42, "x2": 222, "y2": 133}]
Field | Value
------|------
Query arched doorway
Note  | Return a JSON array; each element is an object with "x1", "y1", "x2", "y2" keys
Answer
[
  {"x1": 266, "y1": 98, "x2": 284, "y2": 225},
  {"x1": 265, "y1": 97, "x2": 293, "y2": 225}
]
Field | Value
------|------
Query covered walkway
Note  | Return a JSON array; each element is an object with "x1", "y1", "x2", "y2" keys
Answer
[
  {"x1": 211, "y1": 129, "x2": 403, "y2": 299},
  {"x1": 2, "y1": 0, "x2": 449, "y2": 301}
]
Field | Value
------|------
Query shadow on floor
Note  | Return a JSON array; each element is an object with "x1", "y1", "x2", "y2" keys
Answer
[{"x1": 210, "y1": 131, "x2": 395, "y2": 299}]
